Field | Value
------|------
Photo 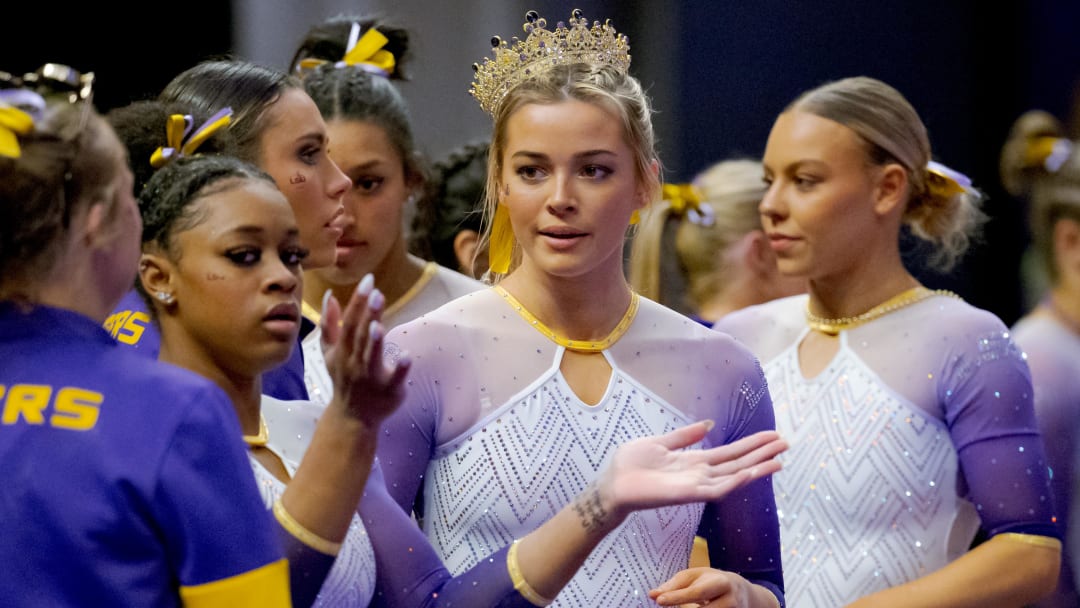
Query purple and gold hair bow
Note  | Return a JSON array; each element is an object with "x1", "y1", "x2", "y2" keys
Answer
[
  {"x1": 1024, "y1": 136, "x2": 1074, "y2": 173},
  {"x1": 150, "y1": 107, "x2": 232, "y2": 169},
  {"x1": 926, "y1": 160, "x2": 973, "y2": 199}
]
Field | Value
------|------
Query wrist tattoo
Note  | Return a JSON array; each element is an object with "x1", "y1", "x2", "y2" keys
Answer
[{"x1": 572, "y1": 481, "x2": 609, "y2": 532}]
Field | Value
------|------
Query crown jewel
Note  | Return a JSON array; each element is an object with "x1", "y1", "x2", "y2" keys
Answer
[{"x1": 469, "y1": 9, "x2": 631, "y2": 117}]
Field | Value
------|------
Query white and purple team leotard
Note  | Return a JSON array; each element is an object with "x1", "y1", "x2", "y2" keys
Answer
[
  {"x1": 376, "y1": 288, "x2": 785, "y2": 607},
  {"x1": 716, "y1": 293, "x2": 1060, "y2": 608}
]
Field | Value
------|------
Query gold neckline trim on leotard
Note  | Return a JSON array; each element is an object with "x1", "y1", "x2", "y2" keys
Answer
[
  {"x1": 806, "y1": 286, "x2": 959, "y2": 336},
  {"x1": 242, "y1": 415, "x2": 269, "y2": 448},
  {"x1": 494, "y1": 285, "x2": 639, "y2": 353}
]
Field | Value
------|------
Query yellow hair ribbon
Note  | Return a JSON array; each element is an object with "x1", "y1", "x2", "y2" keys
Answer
[
  {"x1": 150, "y1": 114, "x2": 188, "y2": 168},
  {"x1": 661, "y1": 183, "x2": 702, "y2": 215},
  {"x1": 489, "y1": 203, "x2": 515, "y2": 274},
  {"x1": 342, "y1": 28, "x2": 396, "y2": 75},
  {"x1": 297, "y1": 26, "x2": 396, "y2": 77},
  {"x1": 0, "y1": 105, "x2": 35, "y2": 159},
  {"x1": 926, "y1": 160, "x2": 971, "y2": 199}
]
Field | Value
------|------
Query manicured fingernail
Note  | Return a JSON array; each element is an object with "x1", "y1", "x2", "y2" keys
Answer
[
  {"x1": 702, "y1": 419, "x2": 715, "y2": 431},
  {"x1": 368, "y1": 288, "x2": 384, "y2": 311},
  {"x1": 321, "y1": 289, "x2": 332, "y2": 317},
  {"x1": 357, "y1": 273, "x2": 375, "y2": 297},
  {"x1": 396, "y1": 353, "x2": 411, "y2": 367},
  {"x1": 369, "y1": 320, "x2": 382, "y2": 341}
]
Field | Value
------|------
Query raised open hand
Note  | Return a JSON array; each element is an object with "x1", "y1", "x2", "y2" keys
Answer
[
  {"x1": 319, "y1": 274, "x2": 411, "y2": 426},
  {"x1": 596, "y1": 422, "x2": 787, "y2": 524}
]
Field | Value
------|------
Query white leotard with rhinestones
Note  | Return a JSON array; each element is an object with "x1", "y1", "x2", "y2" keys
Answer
[
  {"x1": 717, "y1": 293, "x2": 1055, "y2": 608},
  {"x1": 378, "y1": 288, "x2": 783, "y2": 607}
]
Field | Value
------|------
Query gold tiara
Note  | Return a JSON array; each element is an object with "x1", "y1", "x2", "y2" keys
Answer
[{"x1": 469, "y1": 9, "x2": 631, "y2": 117}]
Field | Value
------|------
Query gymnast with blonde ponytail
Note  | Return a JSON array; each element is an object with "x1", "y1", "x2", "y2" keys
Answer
[{"x1": 665, "y1": 76, "x2": 1063, "y2": 608}]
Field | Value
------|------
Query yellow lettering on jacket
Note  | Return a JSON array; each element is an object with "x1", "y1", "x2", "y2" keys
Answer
[
  {"x1": 103, "y1": 310, "x2": 150, "y2": 345},
  {"x1": 51, "y1": 387, "x2": 103, "y2": 430},
  {"x1": 2, "y1": 384, "x2": 50, "y2": 425},
  {"x1": 0, "y1": 384, "x2": 102, "y2": 431}
]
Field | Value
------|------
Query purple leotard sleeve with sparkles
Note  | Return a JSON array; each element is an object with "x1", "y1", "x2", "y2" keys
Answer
[{"x1": 941, "y1": 328, "x2": 1059, "y2": 539}]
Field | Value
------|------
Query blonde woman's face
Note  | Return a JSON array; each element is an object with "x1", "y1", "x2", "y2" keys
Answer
[
  {"x1": 760, "y1": 110, "x2": 881, "y2": 280},
  {"x1": 498, "y1": 99, "x2": 645, "y2": 282}
]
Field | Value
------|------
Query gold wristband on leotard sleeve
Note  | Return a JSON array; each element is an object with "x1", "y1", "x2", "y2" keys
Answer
[
  {"x1": 997, "y1": 532, "x2": 1063, "y2": 551},
  {"x1": 272, "y1": 498, "x2": 342, "y2": 556},
  {"x1": 507, "y1": 540, "x2": 554, "y2": 606}
]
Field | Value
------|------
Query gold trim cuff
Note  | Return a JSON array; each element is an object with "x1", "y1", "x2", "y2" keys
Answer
[
  {"x1": 272, "y1": 498, "x2": 342, "y2": 556},
  {"x1": 996, "y1": 532, "x2": 1063, "y2": 551},
  {"x1": 507, "y1": 540, "x2": 554, "y2": 606}
]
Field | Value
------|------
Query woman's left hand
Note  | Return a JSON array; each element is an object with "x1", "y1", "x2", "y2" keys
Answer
[{"x1": 649, "y1": 567, "x2": 755, "y2": 608}]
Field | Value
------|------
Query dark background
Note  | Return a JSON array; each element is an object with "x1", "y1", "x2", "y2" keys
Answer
[{"x1": 6, "y1": 0, "x2": 1079, "y2": 325}]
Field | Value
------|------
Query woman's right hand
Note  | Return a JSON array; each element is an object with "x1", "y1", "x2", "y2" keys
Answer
[
  {"x1": 319, "y1": 273, "x2": 411, "y2": 427},
  {"x1": 590, "y1": 422, "x2": 787, "y2": 530}
]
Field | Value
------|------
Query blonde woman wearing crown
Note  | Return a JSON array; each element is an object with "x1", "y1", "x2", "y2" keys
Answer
[
  {"x1": 376, "y1": 10, "x2": 787, "y2": 608},
  {"x1": 675, "y1": 77, "x2": 1060, "y2": 607}
]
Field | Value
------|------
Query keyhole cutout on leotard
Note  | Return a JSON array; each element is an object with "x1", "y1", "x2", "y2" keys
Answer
[
  {"x1": 560, "y1": 350, "x2": 613, "y2": 406},
  {"x1": 797, "y1": 330, "x2": 841, "y2": 380}
]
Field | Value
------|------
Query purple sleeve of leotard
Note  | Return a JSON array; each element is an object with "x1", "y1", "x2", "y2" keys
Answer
[
  {"x1": 363, "y1": 463, "x2": 537, "y2": 608},
  {"x1": 374, "y1": 343, "x2": 440, "y2": 514},
  {"x1": 699, "y1": 352, "x2": 785, "y2": 607},
  {"x1": 942, "y1": 328, "x2": 1060, "y2": 540}
]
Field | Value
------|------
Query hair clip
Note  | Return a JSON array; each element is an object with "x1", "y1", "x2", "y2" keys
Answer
[
  {"x1": 23, "y1": 63, "x2": 94, "y2": 104},
  {"x1": 0, "y1": 104, "x2": 35, "y2": 158},
  {"x1": 926, "y1": 160, "x2": 973, "y2": 199},
  {"x1": 297, "y1": 23, "x2": 396, "y2": 77},
  {"x1": 150, "y1": 107, "x2": 232, "y2": 168}
]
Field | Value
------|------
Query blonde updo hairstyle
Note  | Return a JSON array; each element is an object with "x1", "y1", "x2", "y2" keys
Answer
[
  {"x1": 790, "y1": 76, "x2": 984, "y2": 271},
  {"x1": 481, "y1": 62, "x2": 661, "y2": 280},
  {"x1": 1000, "y1": 109, "x2": 1080, "y2": 283},
  {"x1": 629, "y1": 159, "x2": 765, "y2": 310}
]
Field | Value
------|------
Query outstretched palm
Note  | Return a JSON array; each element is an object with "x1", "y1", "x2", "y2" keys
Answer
[{"x1": 603, "y1": 423, "x2": 787, "y2": 518}]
